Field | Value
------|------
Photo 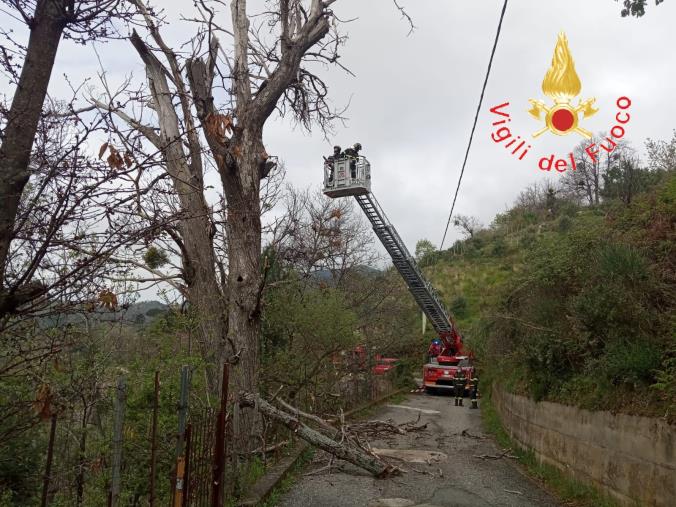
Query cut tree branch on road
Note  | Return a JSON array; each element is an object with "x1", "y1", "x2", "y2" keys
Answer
[{"x1": 240, "y1": 392, "x2": 402, "y2": 477}]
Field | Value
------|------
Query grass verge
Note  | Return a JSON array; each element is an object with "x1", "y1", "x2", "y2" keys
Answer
[{"x1": 481, "y1": 394, "x2": 620, "y2": 507}]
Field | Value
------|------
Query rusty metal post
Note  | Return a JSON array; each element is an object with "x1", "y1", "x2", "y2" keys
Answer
[
  {"x1": 149, "y1": 371, "x2": 160, "y2": 507},
  {"x1": 181, "y1": 424, "x2": 192, "y2": 507},
  {"x1": 173, "y1": 365, "x2": 191, "y2": 506},
  {"x1": 211, "y1": 364, "x2": 229, "y2": 507},
  {"x1": 40, "y1": 414, "x2": 57, "y2": 507}
]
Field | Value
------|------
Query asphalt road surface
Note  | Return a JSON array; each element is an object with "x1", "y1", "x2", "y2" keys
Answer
[{"x1": 279, "y1": 393, "x2": 560, "y2": 507}]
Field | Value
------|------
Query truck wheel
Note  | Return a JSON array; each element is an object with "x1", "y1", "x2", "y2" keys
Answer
[{"x1": 425, "y1": 386, "x2": 437, "y2": 396}]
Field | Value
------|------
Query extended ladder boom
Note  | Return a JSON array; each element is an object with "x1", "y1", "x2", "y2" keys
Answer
[
  {"x1": 354, "y1": 192, "x2": 455, "y2": 338},
  {"x1": 322, "y1": 153, "x2": 461, "y2": 355}
]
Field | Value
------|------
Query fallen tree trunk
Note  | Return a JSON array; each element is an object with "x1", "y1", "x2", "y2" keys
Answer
[
  {"x1": 239, "y1": 393, "x2": 400, "y2": 477},
  {"x1": 274, "y1": 398, "x2": 339, "y2": 435}
]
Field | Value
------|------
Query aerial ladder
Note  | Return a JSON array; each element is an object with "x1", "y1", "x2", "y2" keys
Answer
[{"x1": 322, "y1": 151, "x2": 475, "y2": 395}]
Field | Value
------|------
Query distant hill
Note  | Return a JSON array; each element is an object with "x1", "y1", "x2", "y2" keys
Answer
[
  {"x1": 40, "y1": 300, "x2": 169, "y2": 328},
  {"x1": 310, "y1": 265, "x2": 382, "y2": 282}
]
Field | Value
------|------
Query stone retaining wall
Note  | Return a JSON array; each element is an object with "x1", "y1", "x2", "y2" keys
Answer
[{"x1": 492, "y1": 386, "x2": 675, "y2": 506}]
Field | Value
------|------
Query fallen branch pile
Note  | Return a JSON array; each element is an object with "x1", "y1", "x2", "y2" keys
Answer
[
  {"x1": 240, "y1": 393, "x2": 431, "y2": 477},
  {"x1": 240, "y1": 392, "x2": 403, "y2": 477},
  {"x1": 346, "y1": 415, "x2": 427, "y2": 437}
]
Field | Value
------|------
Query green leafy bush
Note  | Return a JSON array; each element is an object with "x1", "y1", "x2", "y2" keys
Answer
[
  {"x1": 601, "y1": 340, "x2": 662, "y2": 387},
  {"x1": 450, "y1": 296, "x2": 468, "y2": 320}
]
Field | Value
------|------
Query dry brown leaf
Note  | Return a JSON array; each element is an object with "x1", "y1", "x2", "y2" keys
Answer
[
  {"x1": 33, "y1": 383, "x2": 53, "y2": 421},
  {"x1": 98, "y1": 142, "x2": 109, "y2": 159},
  {"x1": 98, "y1": 289, "x2": 118, "y2": 310},
  {"x1": 106, "y1": 147, "x2": 124, "y2": 171},
  {"x1": 205, "y1": 113, "x2": 233, "y2": 143}
]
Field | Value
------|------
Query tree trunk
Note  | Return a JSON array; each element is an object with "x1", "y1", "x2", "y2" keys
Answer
[
  {"x1": 220, "y1": 128, "x2": 264, "y2": 453},
  {"x1": 0, "y1": 0, "x2": 65, "y2": 299},
  {"x1": 179, "y1": 194, "x2": 227, "y2": 390}
]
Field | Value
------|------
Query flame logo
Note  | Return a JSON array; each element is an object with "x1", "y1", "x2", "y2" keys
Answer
[
  {"x1": 542, "y1": 33, "x2": 581, "y2": 101},
  {"x1": 528, "y1": 32, "x2": 597, "y2": 139}
]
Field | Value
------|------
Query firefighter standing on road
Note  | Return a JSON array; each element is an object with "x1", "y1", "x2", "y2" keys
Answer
[{"x1": 454, "y1": 368, "x2": 466, "y2": 406}]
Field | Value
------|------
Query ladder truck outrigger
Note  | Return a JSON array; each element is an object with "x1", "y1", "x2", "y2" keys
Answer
[{"x1": 322, "y1": 147, "x2": 477, "y2": 400}]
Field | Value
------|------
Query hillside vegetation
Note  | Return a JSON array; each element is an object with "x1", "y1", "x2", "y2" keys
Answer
[{"x1": 418, "y1": 137, "x2": 675, "y2": 421}]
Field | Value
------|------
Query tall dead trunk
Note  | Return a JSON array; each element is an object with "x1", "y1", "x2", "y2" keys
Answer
[
  {"x1": 0, "y1": 0, "x2": 66, "y2": 304},
  {"x1": 126, "y1": 32, "x2": 228, "y2": 391},
  {"x1": 219, "y1": 128, "x2": 264, "y2": 452},
  {"x1": 176, "y1": 190, "x2": 227, "y2": 389}
]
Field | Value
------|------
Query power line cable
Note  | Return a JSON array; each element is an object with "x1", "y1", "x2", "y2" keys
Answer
[{"x1": 439, "y1": 0, "x2": 509, "y2": 249}]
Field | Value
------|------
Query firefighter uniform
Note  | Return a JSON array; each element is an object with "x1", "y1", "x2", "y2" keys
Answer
[{"x1": 454, "y1": 370, "x2": 466, "y2": 406}]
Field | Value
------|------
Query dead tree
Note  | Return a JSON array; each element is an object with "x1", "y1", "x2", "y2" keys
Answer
[
  {"x1": 112, "y1": 0, "x2": 412, "y2": 453},
  {"x1": 186, "y1": 0, "x2": 340, "y2": 452},
  {"x1": 452, "y1": 214, "x2": 482, "y2": 240},
  {"x1": 102, "y1": 0, "x2": 342, "y2": 453}
]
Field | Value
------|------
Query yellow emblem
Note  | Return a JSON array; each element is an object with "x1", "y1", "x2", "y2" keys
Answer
[{"x1": 528, "y1": 32, "x2": 598, "y2": 139}]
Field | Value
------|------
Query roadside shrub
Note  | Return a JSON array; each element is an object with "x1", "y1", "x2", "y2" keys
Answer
[
  {"x1": 652, "y1": 352, "x2": 676, "y2": 417},
  {"x1": 523, "y1": 211, "x2": 538, "y2": 224},
  {"x1": 557, "y1": 215, "x2": 572, "y2": 232},
  {"x1": 601, "y1": 340, "x2": 662, "y2": 387},
  {"x1": 450, "y1": 296, "x2": 468, "y2": 320},
  {"x1": 521, "y1": 231, "x2": 536, "y2": 249},
  {"x1": 490, "y1": 237, "x2": 507, "y2": 256},
  {"x1": 597, "y1": 243, "x2": 649, "y2": 284}
]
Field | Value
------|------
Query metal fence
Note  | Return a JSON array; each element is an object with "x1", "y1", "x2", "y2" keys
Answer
[{"x1": 34, "y1": 360, "x2": 397, "y2": 507}]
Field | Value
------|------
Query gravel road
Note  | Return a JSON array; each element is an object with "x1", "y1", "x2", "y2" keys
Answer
[{"x1": 278, "y1": 393, "x2": 560, "y2": 507}]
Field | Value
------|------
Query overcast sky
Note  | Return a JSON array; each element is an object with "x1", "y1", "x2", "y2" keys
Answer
[{"x1": 7, "y1": 0, "x2": 675, "y2": 267}]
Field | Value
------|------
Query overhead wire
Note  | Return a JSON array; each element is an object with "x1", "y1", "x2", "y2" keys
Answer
[{"x1": 439, "y1": 0, "x2": 509, "y2": 249}]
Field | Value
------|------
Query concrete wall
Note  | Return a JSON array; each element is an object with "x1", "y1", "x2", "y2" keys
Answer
[{"x1": 492, "y1": 386, "x2": 676, "y2": 506}]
